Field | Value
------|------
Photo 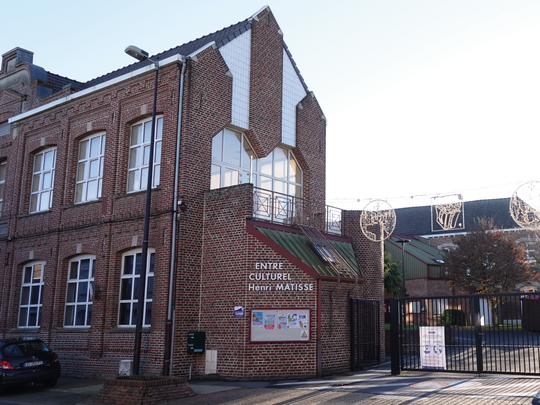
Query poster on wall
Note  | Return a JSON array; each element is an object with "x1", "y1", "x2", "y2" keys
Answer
[
  {"x1": 419, "y1": 326, "x2": 446, "y2": 370},
  {"x1": 250, "y1": 308, "x2": 310, "y2": 342}
]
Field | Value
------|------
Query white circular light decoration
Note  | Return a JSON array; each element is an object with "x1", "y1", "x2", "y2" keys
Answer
[
  {"x1": 360, "y1": 200, "x2": 396, "y2": 242},
  {"x1": 510, "y1": 181, "x2": 540, "y2": 230}
]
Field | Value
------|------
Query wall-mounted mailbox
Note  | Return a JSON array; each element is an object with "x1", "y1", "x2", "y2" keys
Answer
[{"x1": 187, "y1": 331, "x2": 205, "y2": 354}]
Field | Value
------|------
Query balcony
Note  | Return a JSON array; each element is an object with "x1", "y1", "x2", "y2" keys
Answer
[{"x1": 252, "y1": 187, "x2": 343, "y2": 235}]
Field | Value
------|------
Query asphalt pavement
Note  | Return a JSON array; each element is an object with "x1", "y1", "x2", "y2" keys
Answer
[{"x1": 2, "y1": 359, "x2": 540, "y2": 404}]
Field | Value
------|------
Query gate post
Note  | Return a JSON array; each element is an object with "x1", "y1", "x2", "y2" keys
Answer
[
  {"x1": 472, "y1": 295, "x2": 483, "y2": 374},
  {"x1": 350, "y1": 298, "x2": 355, "y2": 371},
  {"x1": 390, "y1": 298, "x2": 400, "y2": 375}
]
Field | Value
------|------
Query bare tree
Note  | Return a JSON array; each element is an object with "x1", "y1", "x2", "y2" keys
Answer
[{"x1": 445, "y1": 218, "x2": 535, "y2": 294}]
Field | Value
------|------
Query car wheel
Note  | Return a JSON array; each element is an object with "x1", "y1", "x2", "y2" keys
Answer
[{"x1": 42, "y1": 378, "x2": 58, "y2": 388}]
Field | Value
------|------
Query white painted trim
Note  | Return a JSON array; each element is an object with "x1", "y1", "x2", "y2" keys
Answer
[{"x1": 9, "y1": 54, "x2": 185, "y2": 123}]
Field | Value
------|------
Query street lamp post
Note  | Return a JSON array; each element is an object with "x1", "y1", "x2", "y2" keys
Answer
[
  {"x1": 395, "y1": 239, "x2": 410, "y2": 297},
  {"x1": 125, "y1": 45, "x2": 159, "y2": 375}
]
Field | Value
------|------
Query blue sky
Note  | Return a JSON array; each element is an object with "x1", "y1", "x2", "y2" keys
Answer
[{"x1": 3, "y1": 1, "x2": 540, "y2": 209}]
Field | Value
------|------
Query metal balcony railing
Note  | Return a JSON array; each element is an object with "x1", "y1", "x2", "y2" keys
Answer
[{"x1": 252, "y1": 187, "x2": 343, "y2": 235}]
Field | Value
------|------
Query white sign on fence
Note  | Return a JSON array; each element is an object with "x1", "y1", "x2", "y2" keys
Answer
[{"x1": 419, "y1": 326, "x2": 446, "y2": 370}]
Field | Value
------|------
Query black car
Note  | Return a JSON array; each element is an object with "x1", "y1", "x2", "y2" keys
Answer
[{"x1": 0, "y1": 338, "x2": 61, "y2": 393}]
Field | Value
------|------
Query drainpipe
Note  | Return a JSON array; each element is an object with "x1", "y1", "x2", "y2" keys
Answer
[
  {"x1": 163, "y1": 55, "x2": 187, "y2": 376},
  {"x1": 317, "y1": 276, "x2": 322, "y2": 377}
]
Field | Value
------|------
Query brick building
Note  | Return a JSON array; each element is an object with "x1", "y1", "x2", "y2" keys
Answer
[{"x1": 0, "y1": 7, "x2": 383, "y2": 379}]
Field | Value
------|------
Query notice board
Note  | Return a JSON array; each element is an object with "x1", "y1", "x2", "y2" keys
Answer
[{"x1": 250, "y1": 308, "x2": 310, "y2": 342}]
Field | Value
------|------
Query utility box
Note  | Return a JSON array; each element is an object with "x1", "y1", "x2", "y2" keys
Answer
[{"x1": 187, "y1": 331, "x2": 205, "y2": 354}]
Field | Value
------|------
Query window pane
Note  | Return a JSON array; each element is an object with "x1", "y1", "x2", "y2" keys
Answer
[
  {"x1": 0, "y1": 163, "x2": 6, "y2": 181},
  {"x1": 241, "y1": 141, "x2": 255, "y2": 170},
  {"x1": 42, "y1": 172, "x2": 52, "y2": 189},
  {"x1": 101, "y1": 135, "x2": 106, "y2": 154},
  {"x1": 124, "y1": 255, "x2": 133, "y2": 275},
  {"x1": 223, "y1": 129, "x2": 241, "y2": 166},
  {"x1": 77, "y1": 282, "x2": 88, "y2": 302},
  {"x1": 34, "y1": 154, "x2": 42, "y2": 172},
  {"x1": 80, "y1": 259, "x2": 90, "y2": 279},
  {"x1": 32, "y1": 174, "x2": 40, "y2": 192},
  {"x1": 39, "y1": 191, "x2": 50, "y2": 211},
  {"x1": 66, "y1": 284, "x2": 76, "y2": 303},
  {"x1": 146, "y1": 276, "x2": 153, "y2": 299},
  {"x1": 119, "y1": 303, "x2": 131, "y2": 325},
  {"x1": 77, "y1": 162, "x2": 86, "y2": 181},
  {"x1": 18, "y1": 308, "x2": 27, "y2": 327},
  {"x1": 211, "y1": 165, "x2": 221, "y2": 190},
  {"x1": 30, "y1": 285, "x2": 40, "y2": 305},
  {"x1": 121, "y1": 278, "x2": 133, "y2": 300},
  {"x1": 30, "y1": 194, "x2": 38, "y2": 212},
  {"x1": 28, "y1": 307, "x2": 38, "y2": 326},
  {"x1": 212, "y1": 132, "x2": 222, "y2": 161},
  {"x1": 143, "y1": 145, "x2": 150, "y2": 165},
  {"x1": 89, "y1": 160, "x2": 99, "y2": 178},
  {"x1": 129, "y1": 147, "x2": 140, "y2": 169},
  {"x1": 154, "y1": 141, "x2": 162, "y2": 164},
  {"x1": 289, "y1": 155, "x2": 301, "y2": 183},
  {"x1": 79, "y1": 140, "x2": 88, "y2": 160},
  {"x1": 43, "y1": 151, "x2": 54, "y2": 170},
  {"x1": 156, "y1": 117, "x2": 163, "y2": 140},
  {"x1": 260, "y1": 154, "x2": 273, "y2": 176},
  {"x1": 273, "y1": 147, "x2": 287, "y2": 179},
  {"x1": 223, "y1": 168, "x2": 239, "y2": 187},
  {"x1": 75, "y1": 305, "x2": 86, "y2": 325},
  {"x1": 144, "y1": 121, "x2": 152, "y2": 143},
  {"x1": 131, "y1": 125, "x2": 142, "y2": 146},
  {"x1": 153, "y1": 165, "x2": 160, "y2": 187},
  {"x1": 140, "y1": 168, "x2": 148, "y2": 190},
  {"x1": 75, "y1": 183, "x2": 84, "y2": 203},
  {"x1": 144, "y1": 302, "x2": 152, "y2": 325},
  {"x1": 20, "y1": 286, "x2": 29, "y2": 305},
  {"x1": 64, "y1": 306, "x2": 74, "y2": 326},
  {"x1": 24, "y1": 267, "x2": 32, "y2": 283},
  {"x1": 33, "y1": 264, "x2": 42, "y2": 282},
  {"x1": 90, "y1": 136, "x2": 100, "y2": 157},
  {"x1": 87, "y1": 180, "x2": 98, "y2": 200}
]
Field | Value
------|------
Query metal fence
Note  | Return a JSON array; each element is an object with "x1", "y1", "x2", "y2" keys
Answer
[
  {"x1": 350, "y1": 298, "x2": 380, "y2": 370},
  {"x1": 390, "y1": 293, "x2": 540, "y2": 375},
  {"x1": 252, "y1": 187, "x2": 343, "y2": 235}
]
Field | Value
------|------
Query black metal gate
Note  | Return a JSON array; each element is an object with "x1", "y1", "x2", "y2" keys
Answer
[
  {"x1": 390, "y1": 293, "x2": 540, "y2": 375},
  {"x1": 350, "y1": 298, "x2": 380, "y2": 370}
]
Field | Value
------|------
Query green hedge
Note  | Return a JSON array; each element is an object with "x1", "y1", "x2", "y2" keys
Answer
[{"x1": 439, "y1": 309, "x2": 465, "y2": 326}]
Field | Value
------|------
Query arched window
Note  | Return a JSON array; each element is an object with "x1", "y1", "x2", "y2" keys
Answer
[
  {"x1": 18, "y1": 262, "x2": 45, "y2": 328},
  {"x1": 76, "y1": 133, "x2": 105, "y2": 203},
  {"x1": 128, "y1": 117, "x2": 163, "y2": 192},
  {"x1": 64, "y1": 255, "x2": 95, "y2": 327},
  {"x1": 211, "y1": 128, "x2": 302, "y2": 197},
  {"x1": 118, "y1": 249, "x2": 154, "y2": 327},
  {"x1": 30, "y1": 148, "x2": 56, "y2": 212}
]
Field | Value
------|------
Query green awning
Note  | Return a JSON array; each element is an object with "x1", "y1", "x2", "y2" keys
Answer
[{"x1": 254, "y1": 226, "x2": 361, "y2": 278}]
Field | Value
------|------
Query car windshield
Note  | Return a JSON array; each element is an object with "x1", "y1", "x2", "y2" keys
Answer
[{"x1": 1, "y1": 341, "x2": 51, "y2": 357}]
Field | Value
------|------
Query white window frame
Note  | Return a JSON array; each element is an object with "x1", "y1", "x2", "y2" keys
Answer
[
  {"x1": 118, "y1": 249, "x2": 154, "y2": 327},
  {"x1": 64, "y1": 255, "x2": 95, "y2": 327},
  {"x1": 127, "y1": 117, "x2": 162, "y2": 192},
  {"x1": 30, "y1": 147, "x2": 56, "y2": 213},
  {"x1": 211, "y1": 128, "x2": 302, "y2": 197},
  {"x1": 433, "y1": 299, "x2": 449, "y2": 316},
  {"x1": 18, "y1": 262, "x2": 45, "y2": 328},
  {"x1": 75, "y1": 133, "x2": 105, "y2": 203}
]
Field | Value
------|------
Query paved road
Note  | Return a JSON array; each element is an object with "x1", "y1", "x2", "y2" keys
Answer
[{"x1": 1, "y1": 362, "x2": 540, "y2": 404}]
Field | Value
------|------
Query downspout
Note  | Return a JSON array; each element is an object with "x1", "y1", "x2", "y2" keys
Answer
[
  {"x1": 164, "y1": 55, "x2": 187, "y2": 376},
  {"x1": 317, "y1": 276, "x2": 322, "y2": 377}
]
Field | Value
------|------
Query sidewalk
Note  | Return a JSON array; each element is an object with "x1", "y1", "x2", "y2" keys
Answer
[{"x1": 2, "y1": 361, "x2": 540, "y2": 404}]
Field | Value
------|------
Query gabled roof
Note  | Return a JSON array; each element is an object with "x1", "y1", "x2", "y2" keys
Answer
[
  {"x1": 386, "y1": 235, "x2": 444, "y2": 265},
  {"x1": 83, "y1": 18, "x2": 252, "y2": 89},
  {"x1": 393, "y1": 198, "x2": 517, "y2": 237},
  {"x1": 251, "y1": 224, "x2": 360, "y2": 278}
]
